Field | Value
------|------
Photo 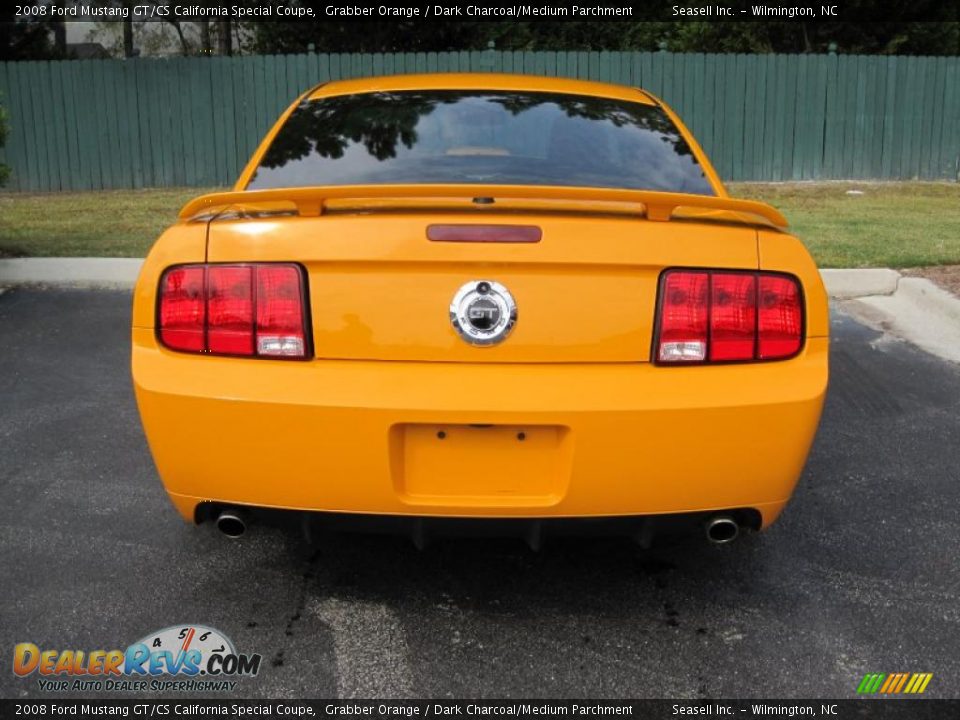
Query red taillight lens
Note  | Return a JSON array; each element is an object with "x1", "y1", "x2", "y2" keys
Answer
[
  {"x1": 207, "y1": 266, "x2": 254, "y2": 355},
  {"x1": 255, "y1": 265, "x2": 306, "y2": 357},
  {"x1": 710, "y1": 273, "x2": 757, "y2": 361},
  {"x1": 158, "y1": 264, "x2": 308, "y2": 359},
  {"x1": 159, "y1": 266, "x2": 205, "y2": 353},
  {"x1": 658, "y1": 271, "x2": 709, "y2": 362},
  {"x1": 656, "y1": 269, "x2": 802, "y2": 364},
  {"x1": 758, "y1": 275, "x2": 803, "y2": 360}
]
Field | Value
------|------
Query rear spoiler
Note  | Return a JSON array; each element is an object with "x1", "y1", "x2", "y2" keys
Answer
[{"x1": 179, "y1": 184, "x2": 788, "y2": 228}]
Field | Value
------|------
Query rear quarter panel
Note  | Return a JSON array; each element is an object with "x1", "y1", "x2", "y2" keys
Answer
[
  {"x1": 131, "y1": 223, "x2": 208, "y2": 330},
  {"x1": 758, "y1": 228, "x2": 830, "y2": 339}
]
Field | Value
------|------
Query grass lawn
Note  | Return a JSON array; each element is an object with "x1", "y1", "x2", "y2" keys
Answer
[
  {"x1": 0, "y1": 187, "x2": 212, "y2": 259},
  {"x1": 730, "y1": 181, "x2": 960, "y2": 269},
  {"x1": 1, "y1": 182, "x2": 958, "y2": 268}
]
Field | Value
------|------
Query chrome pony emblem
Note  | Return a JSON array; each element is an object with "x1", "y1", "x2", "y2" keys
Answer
[{"x1": 450, "y1": 280, "x2": 517, "y2": 346}]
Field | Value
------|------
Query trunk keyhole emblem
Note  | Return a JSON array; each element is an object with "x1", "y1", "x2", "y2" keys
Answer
[{"x1": 450, "y1": 280, "x2": 517, "y2": 346}]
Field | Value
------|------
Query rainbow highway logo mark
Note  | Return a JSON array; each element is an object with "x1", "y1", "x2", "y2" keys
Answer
[{"x1": 857, "y1": 673, "x2": 933, "y2": 695}]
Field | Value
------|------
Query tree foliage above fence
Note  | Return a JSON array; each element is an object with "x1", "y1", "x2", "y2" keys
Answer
[
  {"x1": 3, "y1": 7, "x2": 960, "y2": 60},
  {"x1": 250, "y1": 17, "x2": 960, "y2": 57},
  {"x1": 0, "y1": 50, "x2": 958, "y2": 192}
]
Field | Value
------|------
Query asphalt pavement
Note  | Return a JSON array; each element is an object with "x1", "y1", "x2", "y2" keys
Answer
[{"x1": 1, "y1": 289, "x2": 958, "y2": 699}]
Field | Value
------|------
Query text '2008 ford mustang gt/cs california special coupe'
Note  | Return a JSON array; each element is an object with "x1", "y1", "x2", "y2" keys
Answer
[{"x1": 131, "y1": 74, "x2": 828, "y2": 547}]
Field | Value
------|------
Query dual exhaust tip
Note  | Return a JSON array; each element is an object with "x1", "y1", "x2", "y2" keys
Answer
[
  {"x1": 705, "y1": 515, "x2": 740, "y2": 545},
  {"x1": 214, "y1": 507, "x2": 741, "y2": 545},
  {"x1": 216, "y1": 508, "x2": 247, "y2": 539}
]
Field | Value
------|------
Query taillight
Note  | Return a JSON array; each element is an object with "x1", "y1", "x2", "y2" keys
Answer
[
  {"x1": 207, "y1": 265, "x2": 254, "y2": 355},
  {"x1": 158, "y1": 263, "x2": 308, "y2": 359},
  {"x1": 758, "y1": 275, "x2": 803, "y2": 359},
  {"x1": 255, "y1": 265, "x2": 307, "y2": 357},
  {"x1": 658, "y1": 271, "x2": 709, "y2": 362},
  {"x1": 655, "y1": 269, "x2": 803, "y2": 364},
  {"x1": 159, "y1": 266, "x2": 205, "y2": 353},
  {"x1": 710, "y1": 273, "x2": 757, "y2": 361}
]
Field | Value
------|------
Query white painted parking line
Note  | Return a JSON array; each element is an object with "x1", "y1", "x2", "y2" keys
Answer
[{"x1": 312, "y1": 596, "x2": 415, "y2": 698}]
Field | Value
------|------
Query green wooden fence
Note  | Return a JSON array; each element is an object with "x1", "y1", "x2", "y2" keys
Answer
[{"x1": 1, "y1": 51, "x2": 958, "y2": 192}]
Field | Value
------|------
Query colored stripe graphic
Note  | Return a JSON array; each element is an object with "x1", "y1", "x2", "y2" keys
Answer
[
  {"x1": 882, "y1": 673, "x2": 902, "y2": 694},
  {"x1": 857, "y1": 673, "x2": 932, "y2": 694},
  {"x1": 906, "y1": 673, "x2": 933, "y2": 694},
  {"x1": 857, "y1": 674, "x2": 885, "y2": 694}
]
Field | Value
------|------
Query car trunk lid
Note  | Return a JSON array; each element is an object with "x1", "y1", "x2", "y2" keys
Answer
[{"x1": 206, "y1": 210, "x2": 759, "y2": 363}]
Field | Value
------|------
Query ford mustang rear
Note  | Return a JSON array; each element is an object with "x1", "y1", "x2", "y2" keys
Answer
[{"x1": 131, "y1": 74, "x2": 828, "y2": 546}]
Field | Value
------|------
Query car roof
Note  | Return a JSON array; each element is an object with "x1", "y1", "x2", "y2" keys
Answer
[{"x1": 307, "y1": 73, "x2": 658, "y2": 106}]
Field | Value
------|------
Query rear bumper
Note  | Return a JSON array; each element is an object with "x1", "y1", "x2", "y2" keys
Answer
[
  {"x1": 199, "y1": 507, "x2": 765, "y2": 547},
  {"x1": 132, "y1": 329, "x2": 828, "y2": 528}
]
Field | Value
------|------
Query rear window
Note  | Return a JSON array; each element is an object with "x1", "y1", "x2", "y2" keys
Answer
[{"x1": 248, "y1": 90, "x2": 714, "y2": 195}]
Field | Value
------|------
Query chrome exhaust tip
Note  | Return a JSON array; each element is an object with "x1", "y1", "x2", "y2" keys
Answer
[
  {"x1": 216, "y1": 508, "x2": 247, "y2": 539},
  {"x1": 705, "y1": 516, "x2": 739, "y2": 545}
]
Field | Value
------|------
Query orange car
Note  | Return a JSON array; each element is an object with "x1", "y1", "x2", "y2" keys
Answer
[{"x1": 132, "y1": 74, "x2": 828, "y2": 547}]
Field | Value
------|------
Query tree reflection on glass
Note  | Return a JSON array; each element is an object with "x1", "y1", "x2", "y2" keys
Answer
[{"x1": 250, "y1": 90, "x2": 711, "y2": 194}]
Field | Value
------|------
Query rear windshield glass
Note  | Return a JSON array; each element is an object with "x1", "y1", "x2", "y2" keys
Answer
[{"x1": 248, "y1": 90, "x2": 714, "y2": 195}]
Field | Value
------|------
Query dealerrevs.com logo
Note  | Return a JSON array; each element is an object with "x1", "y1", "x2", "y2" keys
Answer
[{"x1": 13, "y1": 625, "x2": 262, "y2": 693}]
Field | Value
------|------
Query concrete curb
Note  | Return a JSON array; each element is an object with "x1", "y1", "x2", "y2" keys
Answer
[
  {"x1": 0, "y1": 258, "x2": 914, "y2": 299},
  {"x1": 0, "y1": 258, "x2": 143, "y2": 288},
  {"x1": 895, "y1": 277, "x2": 960, "y2": 321},
  {"x1": 819, "y1": 268, "x2": 901, "y2": 299},
  {"x1": 850, "y1": 277, "x2": 960, "y2": 364}
]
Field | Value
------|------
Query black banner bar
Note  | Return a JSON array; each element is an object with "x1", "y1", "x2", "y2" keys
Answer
[
  {"x1": 17, "y1": 0, "x2": 960, "y2": 24},
  {"x1": 2, "y1": 700, "x2": 958, "y2": 720}
]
